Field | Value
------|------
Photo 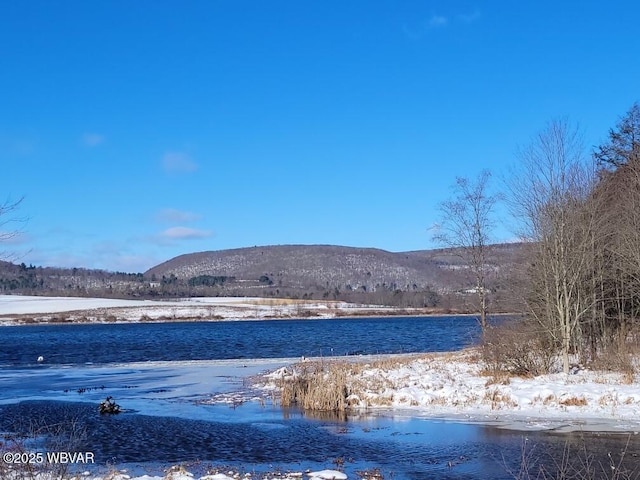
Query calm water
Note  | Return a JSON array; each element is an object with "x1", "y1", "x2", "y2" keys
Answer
[{"x1": 1, "y1": 317, "x2": 638, "y2": 479}]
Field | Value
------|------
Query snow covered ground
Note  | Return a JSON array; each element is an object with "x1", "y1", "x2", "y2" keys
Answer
[
  {"x1": 1, "y1": 467, "x2": 351, "y2": 480},
  {"x1": 262, "y1": 349, "x2": 640, "y2": 434},
  {"x1": 91, "y1": 469, "x2": 349, "y2": 480},
  {"x1": 0, "y1": 294, "x2": 411, "y2": 325}
]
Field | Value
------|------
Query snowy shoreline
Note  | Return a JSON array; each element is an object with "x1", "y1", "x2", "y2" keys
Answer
[
  {"x1": 0, "y1": 294, "x2": 463, "y2": 326},
  {"x1": 259, "y1": 349, "x2": 640, "y2": 435}
]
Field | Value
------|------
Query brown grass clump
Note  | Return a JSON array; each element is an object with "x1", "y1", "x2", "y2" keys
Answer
[
  {"x1": 483, "y1": 388, "x2": 518, "y2": 410},
  {"x1": 558, "y1": 395, "x2": 588, "y2": 407},
  {"x1": 530, "y1": 393, "x2": 557, "y2": 406},
  {"x1": 598, "y1": 392, "x2": 618, "y2": 407},
  {"x1": 279, "y1": 361, "x2": 353, "y2": 411},
  {"x1": 483, "y1": 370, "x2": 511, "y2": 386},
  {"x1": 276, "y1": 355, "x2": 426, "y2": 412}
]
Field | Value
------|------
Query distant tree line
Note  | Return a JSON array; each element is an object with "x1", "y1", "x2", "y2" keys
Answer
[{"x1": 188, "y1": 275, "x2": 234, "y2": 287}]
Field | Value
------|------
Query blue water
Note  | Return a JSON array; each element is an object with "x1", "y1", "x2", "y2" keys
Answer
[
  {"x1": 1, "y1": 317, "x2": 638, "y2": 479},
  {"x1": 0, "y1": 316, "x2": 479, "y2": 367},
  {"x1": 2, "y1": 400, "x2": 617, "y2": 480}
]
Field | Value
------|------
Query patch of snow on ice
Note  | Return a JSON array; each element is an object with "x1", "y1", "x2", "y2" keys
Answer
[{"x1": 307, "y1": 471, "x2": 347, "y2": 480}]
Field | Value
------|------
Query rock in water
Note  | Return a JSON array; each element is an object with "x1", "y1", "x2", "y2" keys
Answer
[{"x1": 98, "y1": 396, "x2": 121, "y2": 414}]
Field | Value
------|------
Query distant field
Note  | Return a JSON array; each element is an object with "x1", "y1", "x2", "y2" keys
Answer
[{"x1": 0, "y1": 294, "x2": 437, "y2": 325}]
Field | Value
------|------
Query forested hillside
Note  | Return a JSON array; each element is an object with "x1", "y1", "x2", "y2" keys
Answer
[{"x1": 0, "y1": 243, "x2": 524, "y2": 310}]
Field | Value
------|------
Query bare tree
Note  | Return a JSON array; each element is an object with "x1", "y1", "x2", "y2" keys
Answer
[
  {"x1": 0, "y1": 196, "x2": 26, "y2": 260},
  {"x1": 433, "y1": 169, "x2": 499, "y2": 333},
  {"x1": 508, "y1": 119, "x2": 598, "y2": 374}
]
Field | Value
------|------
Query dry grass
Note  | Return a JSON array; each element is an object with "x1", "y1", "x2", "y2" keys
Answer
[
  {"x1": 589, "y1": 348, "x2": 637, "y2": 383},
  {"x1": 484, "y1": 388, "x2": 518, "y2": 409},
  {"x1": 530, "y1": 393, "x2": 557, "y2": 406},
  {"x1": 558, "y1": 395, "x2": 588, "y2": 407},
  {"x1": 483, "y1": 370, "x2": 512, "y2": 386},
  {"x1": 279, "y1": 360, "x2": 352, "y2": 411},
  {"x1": 276, "y1": 355, "x2": 430, "y2": 412}
]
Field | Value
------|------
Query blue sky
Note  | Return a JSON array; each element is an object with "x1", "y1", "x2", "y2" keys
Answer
[{"x1": 1, "y1": 1, "x2": 639, "y2": 272}]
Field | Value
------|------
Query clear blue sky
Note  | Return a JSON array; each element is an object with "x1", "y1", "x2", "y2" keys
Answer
[{"x1": 1, "y1": 1, "x2": 638, "y2": 272}]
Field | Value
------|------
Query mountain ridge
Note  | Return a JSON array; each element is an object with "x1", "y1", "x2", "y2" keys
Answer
[{"x1": 1, "y1": 243, "x2": 524, "y2": 309}]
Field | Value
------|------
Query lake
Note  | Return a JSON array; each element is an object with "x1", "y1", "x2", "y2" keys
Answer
[
  {"x1": 0, "y1": 316, "x2": 480, "y2": 367},
  {"x1": 1, "y1": 317, "x2": 638, "y2": 479}
]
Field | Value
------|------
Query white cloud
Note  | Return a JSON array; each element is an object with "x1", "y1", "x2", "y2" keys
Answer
[
  {"x1": 82, "y1": 133, "x2": 105, "y2": 147},
  {"x1": 160, "y1": 226, "x2": 212, "y2": 240},
  {"x1": 403, "y1": 10, "x2": 480, "y2": 39},
  {"x1": 458, "y1": 10, "x2": 481, "y2": 24},
  {"x1": 162, "y1": 152, "x2": 198, "y2": 173},
  {"x1": 156, "y1": 208, "x2": 202, "y2": 224},
  {"x1": 428, "y1": 15, "x2": 448, "y2": 28}
]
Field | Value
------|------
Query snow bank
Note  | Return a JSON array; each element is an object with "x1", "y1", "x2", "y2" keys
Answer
[
  {"x1": 57, "y1": 468, "x2": 348, "y2": 480},
  {"x1": 262, "y1": 350, "x2": 640, "y2": 433}
]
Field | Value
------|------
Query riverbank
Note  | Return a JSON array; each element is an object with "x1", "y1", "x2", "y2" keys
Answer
[
  {"x1": 259, "y1": 349, "x2": 640, "y2": 434},
  {"x1": 0, "y1": 294, "x2": 463, "y2": 326}
]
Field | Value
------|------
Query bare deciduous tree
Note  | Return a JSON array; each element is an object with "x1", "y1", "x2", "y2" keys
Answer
[
  {"x1": 433, "y1": 169, "x2": 499, "y2": 333},
  {"x1": 0, "y1": 196, "x2": 26, "y2": 261},
  {"x1": 508, "y1": 119, "x2": 598, "y2": 374}
]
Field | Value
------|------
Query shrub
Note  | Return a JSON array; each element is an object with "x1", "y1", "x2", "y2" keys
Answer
[{"x1": 482, "y1": 319, "x2": 556, "y2": 377}]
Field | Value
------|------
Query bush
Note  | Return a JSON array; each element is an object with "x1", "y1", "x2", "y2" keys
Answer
[{"x1": 482, "y1": 319, "x2": 556, "y2": 377}]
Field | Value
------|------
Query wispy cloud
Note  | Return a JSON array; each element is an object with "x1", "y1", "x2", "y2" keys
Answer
[
  {"x1": 403, "y1": 10, "x2": 480, "y2": 39},
  {"x1": 82, "y1": 133, "x2": 105, "y2": 147},
  {"x1": 89, "y1": 240, "x2": 163, "y2": 272},
  {"x1": 160, "y1": 226, "x2": 212, "y2": 240},
  {"x1": 458, "y1": 10, "x2": 481, "y2": 24},
  {"x1": 428, "y1": 15, "x2": 448, "y2": 28},
  {"x1": 156, "y1": 208, "x2": 202, "y2": 224},
  {"x1": 162, "y1": 152, "x2": 198, "y2": 173},
  {"x1": 0, "y1": 136, "x2": 36, "y2": 156}
]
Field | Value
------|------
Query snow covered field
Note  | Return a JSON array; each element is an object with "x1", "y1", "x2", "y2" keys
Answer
[{"x1": 0, "y1": 294, "x2": 409, "y2": 325}]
